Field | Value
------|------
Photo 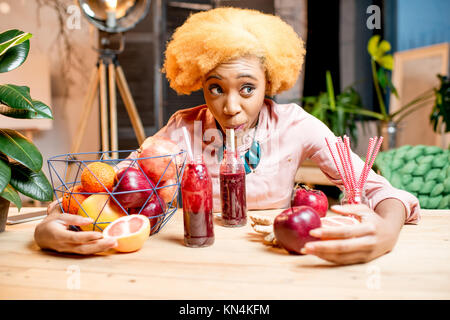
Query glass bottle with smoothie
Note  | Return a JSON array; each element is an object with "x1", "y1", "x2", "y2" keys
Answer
[
  {"x1": 181, "y1": 154, "x2": 214, "y2": 247},
  {"x1": 220, "y1": 129, "x2": 247, "y2": 227}
]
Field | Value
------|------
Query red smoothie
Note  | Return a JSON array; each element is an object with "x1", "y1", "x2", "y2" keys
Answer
[
  {"x1": 219, "y1": 150, "x2": 247, "y2": 227},
  {"x1": 181, "y1": 156, "x2": 214, "y2": 247}
]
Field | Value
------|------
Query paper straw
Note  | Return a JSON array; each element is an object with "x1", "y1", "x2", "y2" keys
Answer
[
  {"x1": 226, "y1": 129, "x2": 235, "y2": 153},
  {"x1": 325, "y1": 138, "x2": 348, "y2": 190},
  {"x1": 360, "y1": 136, "x2": 378, "y2": 187},
  {"x1": 361, "y1": 136, "x2": 383, "y2": 189},
  {"x1": 336, "y1": 139, "x2": 351, "y2": 191},
  {"x1": 335, "y1": 140, "x2": 352, "y2": 193},
  {"x1": 358, "y1": 137, "x2": 375, "y2": 189},
  {"x1": 358, "y1": 137, "x2": 375, "y2": 191},
  {"x1": 325, "y1": 138, "x2": 346, "y2": 188},
  {"x1": 367, "y1": 136, "x2": 383, "y2": 172},
  {"x1": 344, "y1": 135, "x2": 357, "y2": 191},
  {"x1": 182, "y1": 126, "x2": 193, "y2": 161}
]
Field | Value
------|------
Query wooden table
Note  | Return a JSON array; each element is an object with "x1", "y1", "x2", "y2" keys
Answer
[{"x1": 0, "y1": 207, "x2": 449, "y2": 300}]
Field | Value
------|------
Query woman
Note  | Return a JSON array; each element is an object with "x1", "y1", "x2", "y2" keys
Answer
[{"x1": 35, "y1": 7, "x2": 420, "y2": 264}]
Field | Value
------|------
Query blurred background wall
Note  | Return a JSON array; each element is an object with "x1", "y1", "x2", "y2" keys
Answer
[{"x1": 0, "y1": 0, "x2": 100, "y2": 175}]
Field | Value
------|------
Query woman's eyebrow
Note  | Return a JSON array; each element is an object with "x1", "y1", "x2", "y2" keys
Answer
[
  {"x1": 237, "y1": 74, "x2": 257, "y2": 80},
  {"x1": 206, "y1": 74, "x2": 222, "y2": 81}
]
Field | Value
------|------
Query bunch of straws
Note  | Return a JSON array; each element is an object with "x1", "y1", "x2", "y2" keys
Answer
[{"x1": 325, "y1": 135, "x2": 383, "y2": 204}]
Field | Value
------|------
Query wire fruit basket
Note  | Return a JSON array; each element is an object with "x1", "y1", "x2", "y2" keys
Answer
[{"x1": 47, "y1": 150, "x2": 187, "y2": 235}]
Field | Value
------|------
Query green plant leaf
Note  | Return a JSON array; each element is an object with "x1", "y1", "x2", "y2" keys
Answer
[
  {"x1": 0, "y1": 100, "x2": 53, "y2": 119},
  {"x1": 0, "y1": 32, "x2": 32, "y2": 57},
  {"x1": 387, "y1": 76, "x2": 399, "y2": 98},
  {"x1": 326, "y1": 71, "x2": 336, "y2": 111},
  {"x1": 377, "y1": 67, "x2": 388, "y2": 92},
  {"x1": 0, "y1": 153, "x2": 10, "y2": 193},
  {"x1": 31, "y1": 100, "x2": 53, "y2": 118},
  {"x1": 430, "y1": 75, "x2": 450, "y2": 133},
  {"x1": 0, "y1": 30, "x2": 31, "y2": 73},
  {"x1": 9, "y1": 162, "x2": 53, "y2": 202},
  {"x1": 0, "y1": 129, "x2": 43, "y2": 172},
  {"x1": 334, "y1": 105, "x2": 385, "y2": 120},
  {"x1": 0, "y1": 184, "x2": 21, "y2": 210},
  {"x1": 0, "y1": 84, "x2": 35, "y2": 111}
]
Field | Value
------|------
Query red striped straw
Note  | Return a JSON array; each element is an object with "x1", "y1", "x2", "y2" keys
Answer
[
  {"x1": 344, "y1": 135, "x2": 357, "y2": 191},
  {"x1": 325, "y1": 135, "x2": 383, "y2": 204},
  {"x1": 335, "y1": 138, "x2": 353, "y2": 195},
  {"x1": 358, "y1": 137, "x2": 375, "y2": 189},
  {"x1": 360, "y1": 136, "x2": 384, "y2": 189},
  {"x1": 338, "y1": 136, "x2": 356, "y2": 203},
  {"x1": 325, "y1": 137, "x2": 350, "y2": 192}
]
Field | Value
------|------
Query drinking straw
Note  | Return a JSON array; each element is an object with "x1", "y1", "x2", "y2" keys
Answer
[
  {"x1": 344, "y1": 135, "x2": 357, "y2": 191},
  {"x1": 325, "y1": 137, "x2": 350, "y2": 192},
  {"x1": 182, "y1": 126, "x2": 194, "y2": 161},
  {"x1": 326, "y1": 135, "x2": 383, "y2": 204},
  {"x1": 226, "y1": 128, "x2": 235, "y2": 153},
  {"x1": 360, "y1": 136, "x2": 383, "y2": 188},
  {"x1": 336, "y1": 138, "x2": 352, "y2": 193},
  {"x1": 358, "y1": 137, "x2": 375, "y2": 189}
]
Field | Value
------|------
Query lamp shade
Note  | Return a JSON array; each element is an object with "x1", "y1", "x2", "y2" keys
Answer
[{"x1": 78, "y1": 0, "x2": 150, "y2": 33}]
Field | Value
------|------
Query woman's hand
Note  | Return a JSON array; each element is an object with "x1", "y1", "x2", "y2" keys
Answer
[
  {"x1": 34, "y1": 200, "x2": 117, "y2": 255},
  {"x1": 300, "y1": 203, "x2": 404, "y2": 265}
]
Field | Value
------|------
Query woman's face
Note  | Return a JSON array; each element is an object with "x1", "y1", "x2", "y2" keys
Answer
[{"x1": 202, "y1": 56, "x2": 266, "y2": 134}]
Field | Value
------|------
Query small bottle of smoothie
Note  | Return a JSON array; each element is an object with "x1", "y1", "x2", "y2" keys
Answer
[
  {"x1": 220, "y1": 129, "x2": 247, "y2": 227},
  {"x1": 181, "y1": 154, "x2": 214, "y2": 247}
]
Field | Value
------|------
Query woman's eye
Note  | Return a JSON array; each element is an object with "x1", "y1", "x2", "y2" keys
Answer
[
  {"x1": 241, "y1": 85, "x2": 255, "y2": 95},
  {"x1": 209, "y1": 85, "x2": 223, "y2": 95}
]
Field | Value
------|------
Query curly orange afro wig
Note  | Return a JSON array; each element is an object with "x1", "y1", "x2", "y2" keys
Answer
[{"x1": 163, "y1": 7, "x2": 305, "y2": 97}]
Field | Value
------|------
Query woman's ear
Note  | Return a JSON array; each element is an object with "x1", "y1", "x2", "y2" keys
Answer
[{"x1": 265, "y1": 80, "x2": 271, "y2": 96}]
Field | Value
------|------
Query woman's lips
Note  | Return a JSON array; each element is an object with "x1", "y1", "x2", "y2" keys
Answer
[{"x1": 226, "y1": 123, "x2": 246, "y2": 131}]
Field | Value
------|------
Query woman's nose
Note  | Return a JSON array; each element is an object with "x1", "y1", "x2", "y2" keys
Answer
[{"x1": 223, "y1": 94, "x2": 241, "y2": 116}]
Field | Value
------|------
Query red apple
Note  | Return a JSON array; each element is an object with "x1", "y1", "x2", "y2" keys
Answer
[
  {"x1": 114, "y1": 167, "x2": 157, "y2": 209},
  {"x1": 129, "y1": 196, "x2": 167, "y2": 235},
  {"x1": 137, "y1": 136, "x2": 181, "y2": 183},
  {"x1": 273, "y1": 206, "x2": 321, "y2": 254},
  {"x1": 291, "y1": 185, "x2": 328, "y2": 217}
]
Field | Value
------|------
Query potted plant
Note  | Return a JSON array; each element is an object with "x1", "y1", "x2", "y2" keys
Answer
[
  {"x1": 302, "y1": 70, "x2": 383, "y2": 147},
  {"x1": 0, "y1": 29, "x2": 54, "y2": 231},
  {"x1": 430, "y1": 74, "x2": 450, "y2": 148},
  {"x1": 366, "y1": 35, "x2": 437, "y2": 149}
]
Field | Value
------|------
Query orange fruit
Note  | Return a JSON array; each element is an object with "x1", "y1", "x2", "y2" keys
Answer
[
  {"x1": 103, "y1": 214, "x2": 150, "y2": 253},
  {"x1": 77, "y1": 194, "x2": 126, "y2": 232},
  {"x1": 62, "y1": 185, "x2": 89, "y2": 214},
  {"x1": 81, "y1": 162, "x2": 116, "y2": 193}
]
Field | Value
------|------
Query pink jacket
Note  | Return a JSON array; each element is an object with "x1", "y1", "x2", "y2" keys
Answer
[{"x1": 121, "y1": 99, "x2": 420, "y2": 224}]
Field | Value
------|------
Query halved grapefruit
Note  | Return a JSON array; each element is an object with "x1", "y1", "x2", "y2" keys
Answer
[
  {"x1": 103, "y1": 214, "x2": 150, "y2": 253},
  {"x1": 321, "y1": 215, "x2": 360, "y2": 227},
  {"x1": 319, "y1": 215, "x2": 360, "y2": 240}
]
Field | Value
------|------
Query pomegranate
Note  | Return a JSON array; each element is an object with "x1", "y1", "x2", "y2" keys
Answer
[
  {"x1": 273, "y1": 206, "x2": 321, "y2": 254},
  {"x1": 129, "y1": 195, "x2": 167, "y2": 235},
  {"x1": 157, "y1": 178, "x2": 178, "y2": 204},
  {"x1": 138, "y1": 136, "x2": 181, "y2": 183},
  {"x1": 114, "y1": 167, "x2": 157, "y2": 209},
  {"x1": 291, "y1": 185, "x2": 328, "y2": 217}
]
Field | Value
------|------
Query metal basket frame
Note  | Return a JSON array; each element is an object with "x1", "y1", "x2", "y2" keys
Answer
[{"x1": 47, "y1": 149, "x2": 187, "y2": 234}]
